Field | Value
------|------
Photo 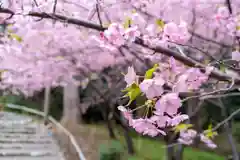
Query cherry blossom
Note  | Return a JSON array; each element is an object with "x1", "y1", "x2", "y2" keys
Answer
[
  {"x1": 200, "y1": 134, "x2": 217, "y2": 149},
  {"x1": 124, "y1": 66, "x2": 137, "y2": 86},
  {"x1": 0, "y1": 0, "x2": 236, "y2": 152},
  {"x1": 178, "y1": 129, "x2": 197, "y2": 145},
  {"x1": 132, "y1": 118, "x2": 166, "y2": 137},
  {"x1": 139, "y1": 78, "x2": 165, "y2": 99},
  {"x1": 163, "y1": 21, "x2": 191, "y2": 44},
  {"x1": 150, "y1": 115, "x2": 170, "y2": 128},
  {"x1": 168, "y1": 114, "x2": 189, "y2": 126},
  {"x1": 155, "y1": 93, "x2": 182, "y2": 116},
  {"x1": 216, "y1": 6, "x2": 230, "y2": 19},
  {"x1": 231, "y1": 50, "x2": 240, "y2": 61},
  {"x1": 174, "y1": 68, "x2": 208, "y2": 92}
]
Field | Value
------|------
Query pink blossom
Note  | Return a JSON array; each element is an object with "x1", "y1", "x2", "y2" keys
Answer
[
  {"x1": 139, "y1": 78, "x2": 165, "y2": 99},
  {"x1": 155, "y1": 93, "x2": 181, "y2": 116},
  {"x1": 216, "y1": 6, "x2": 230, "y2": 19},
  {"x1": 150, "y1": 115, "x2": 170, "y2": 128},
  {"x1": 124, "y1": 26, "x2": 141, "y2": 42},
  {"x1": 103, "y1": 23, "x2": 125, "y2": 46},
  {"x1": 178, "y1": 129, "x2": 197, "y2": 145},
  {"x1": 157, "y1": 57, "x2": 186, "y2": 85},
  {"x1": 132, "y1": 118, "x2": 166, "y2": 136},
  {"x1": 174, "y1": 68, "x2": 208, "y2": 92},
  {"x1": 205, "y1": 66, "x2": 214, "y2": 75},
  {"x1": 117, "y1": 106, "x2": 133, "y2": 126},
  {"x1": 231, "y1": 50, "x2": 240, "y2": 61},
  {"x1": 168, "y1": 114, "x2": 189, "y2": 126},
  {"x1": 124, "y1": 66, "x2": 137, "y2": 86},
  {"x1": 163, "y1": 21, "x2": 190, "y2": 44},
  {"x1": 146, "y1": 24, "x2": 160, "y2": 37},
  {"x1": 200, "y1": 134, "x2": 217, "y2": 149},
  {"x1": 130, "y1": 12, "x2": 146, "y2": 27}
]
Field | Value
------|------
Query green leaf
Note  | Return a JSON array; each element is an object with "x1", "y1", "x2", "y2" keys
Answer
[
  {"x1": 204, "y1": 124, "x2": 218, "y2": 139},
  {"x1": 208, "y1": 124, "x2": 212, "y2": 130},
  {"x1": 173, "y1": 124, "x2": 193, "y2": 133},
  {"x1": 155, "y1": 19, "x2": 165, "y2": 29},
  {"x1": 144, "y1": 64, "x2": 159, "y2": 79},
  {"x1": 123, "y1": 17, "x2": 132, "y2": 29},
  {"x1": 219, "y1": 63, "x2": 226, "y2": 73},
  {"x1": 237, "y1": 26, "x2": 240, "y2": 30},
  {"x1": 9, "y1": 33, "x2": 23, "y2": 42},
  {"x1": 123, "y1": 83, "x2": 141, "y2": 105}
]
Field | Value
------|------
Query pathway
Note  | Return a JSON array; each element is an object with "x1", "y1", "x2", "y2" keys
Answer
[{"x1": 0, "y1": 112, "x2": 65, "y2": 160}]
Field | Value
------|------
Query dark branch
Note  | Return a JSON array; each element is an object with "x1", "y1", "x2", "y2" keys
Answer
[
  {"x1": 225, "y1": 0, "x2": 232, "y2": 14},
  {"x1": 96, "y1": 0, "x2": 103, "y2": 27}
]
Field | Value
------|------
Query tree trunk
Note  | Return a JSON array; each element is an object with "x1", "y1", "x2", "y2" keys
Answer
[
  {"x1": 164, "y1": 133, "x2": 177, "y2": 160},
  {"x1": 101, "y1": 106, "x2": 116, "y2": 139},
  {"x1": 61, "y1": 83, "x2": 82, "y2": 126},
  {"x1": 43, "y1": 86, "x2": 51, "y2": 124},
  {"x1": 118, "y1": 114, "x2": 135, "y2": 155},
  {"x1": 218, "y1": 99, "x2": 239, "y2": 160}
]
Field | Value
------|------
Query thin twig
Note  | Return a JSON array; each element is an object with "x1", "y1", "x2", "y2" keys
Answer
[
  {"x1": 96, "y1": 0, "x2": 103, "y2": 27},
  {"x1": 200, "y1": 92, "x2": 240, "y2": 100},
  {"x1": 182, "y1": 78, "x2": 235, "y2": 102},
  {"x1": 212, "y1": 107, "x2": 240, "y2": 131}
]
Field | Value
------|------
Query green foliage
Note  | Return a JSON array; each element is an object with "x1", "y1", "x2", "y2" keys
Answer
[
  {"x1": 155, "y1": 19, "x2": 165, "y2": 29},
  {"x1": 123, "y1": 17, "x2": 132, "y2": 29},
  {"x1": 144, "y1": 64, "x2": 159, "y2": 79},
  {"x1": 99, "y1": 140, "x2": 124, "y2": 160},
  {"x1": 204, "y1": 124, "x2": 218, "y2": 139},
  {"x1": 219, "y1": 63, "x2": 226, "y2": 73},
  {"x1": 233, "y1": 122, "x2": 240, "y2": 142},
  {"x1": 8, "y1": 33, "x2": 23, "y2": 42},
  {"x1": 173, "y1": 124, "x2": 193, "y2": 133},
  {"x1": 0, "y1": 87, "x2": 63, "y2": 120},
  {"x1": 122, "y1": 83, "x2": 141, "y2": 105}
]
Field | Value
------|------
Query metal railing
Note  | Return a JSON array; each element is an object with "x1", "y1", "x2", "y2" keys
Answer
[{"x1": 4, "y1": 103, "x2": 86, "y2": 160}]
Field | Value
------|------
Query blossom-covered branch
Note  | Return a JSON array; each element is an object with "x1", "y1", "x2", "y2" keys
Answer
[{"x1": 0, "y1": 7, "x2": 239, "y2": 84}]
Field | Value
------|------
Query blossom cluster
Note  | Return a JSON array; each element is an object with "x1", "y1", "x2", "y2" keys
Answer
[
  {"x1": 117, "y1": 58, "x2": 217, "y2": 148},
  {"x1": 95, "y1": 18, "x2": 191, "y2": 51}
]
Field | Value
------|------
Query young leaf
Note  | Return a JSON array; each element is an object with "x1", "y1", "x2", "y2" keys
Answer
[
  {"x1": 9, "y1": 33, "x2": 23, "y2": 42},
  {"x1": 173, "y1": 124, "x2": 193, "y2": 133},
  {"x1": 155, "y1": 19, "x2": 165, "y2": 29},
  {"x1": 203, "y1": 124, "x2": 218, "y2": 139},
  {"x1": 123, "y1": 17, "x2": 132, "y2": 29},
  {"x1": 219, "y1": 63, "x2": 226, "y2": 73},
  {"x1": 123, "y1": 83, "x2": 141, "y2": 105},
  {"x1": 144, "y1": 64, "x2": 159, "y2": 79},
  {"x1": 131, "y1": 9, "x2": 137, "y2": 13}
]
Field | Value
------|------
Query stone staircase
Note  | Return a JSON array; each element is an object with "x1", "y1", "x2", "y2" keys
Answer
[{"x1": 0, "y1": 112, "x2": 65, "y2": 160}]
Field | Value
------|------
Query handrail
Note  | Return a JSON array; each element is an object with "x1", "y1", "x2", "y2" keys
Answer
[{"x1": 4, "y1": 103, "x2": 86, "y2": 160}]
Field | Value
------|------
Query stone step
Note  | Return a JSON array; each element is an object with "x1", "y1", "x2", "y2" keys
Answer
[
  {"x1": 0, "y1": 156, "x2": 64, "y2": 160},
  {"x1": 0, "y1": 119, "x2": 33, "y2": 125},
  {"x1": 0, "y1": 138, "x2": 53, "y2": 144},
  {"x1": 0, "y1": 124, "x2": 49, "y2": 132},
  {"x1": 0, "y1": 149, "x2": 55, "y2": 157},
  {"x1": 0, "y1": 133, "x2": 51, "y2": 139},
  {"x1": 0, "y1": 127, "x2": 48, "y2": 132},
  {"x1": 0, "y1": 143, "x2": 55, "y2": 150},
  {"x1": 0, "y1": 129, "x2": 37, "y2": 134},
  {"x1": 0, "y1": 123, "x2": 38, "y2": 126},
  {"x1": 0, "y1": 112, "x2": 66, "y2": 160}
]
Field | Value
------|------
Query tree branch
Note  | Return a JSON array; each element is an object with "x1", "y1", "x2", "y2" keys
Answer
[
  {"x1": 0, "y1": 7, "x2": 239, "y2": 83},
  {"x1": 225, "y1": 0, "x2": 232, "y2": 14}
]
